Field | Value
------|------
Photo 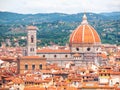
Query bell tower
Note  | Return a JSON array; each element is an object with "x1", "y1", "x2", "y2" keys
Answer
[{"x1": 27, "y1": 26, "x2": 37, "y2": 56}]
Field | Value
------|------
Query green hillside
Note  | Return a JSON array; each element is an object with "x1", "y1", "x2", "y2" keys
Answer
[{"x1": 0, "y1": 12, "x2": 120, "y2": 46}]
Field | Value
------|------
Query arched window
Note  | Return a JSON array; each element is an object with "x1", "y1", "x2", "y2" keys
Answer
[
  {"x1": 30, "y1": 48, "x2": 34, "y2": 52},
  {"x1": 25, "y1": 64, "x2": 28, "y2": 70},
  {"x1": 31, "y1": 35, "x2": 34, "y2": 43},
  {"x1": 32, "y1": 64, "x2": 35, "y2": 70},
  {"x1": 39, "y1": 64, "x2": 42, "y2": 70}
]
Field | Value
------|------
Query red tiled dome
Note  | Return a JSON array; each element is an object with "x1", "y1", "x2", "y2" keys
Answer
[{"x1": 69, "y1": 14, "x2": 101, "y2": 45}]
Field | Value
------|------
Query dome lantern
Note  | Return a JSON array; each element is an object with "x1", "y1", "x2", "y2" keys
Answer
[{"x1": 81, "y1": 13, "x2": 88, "y2": 25}]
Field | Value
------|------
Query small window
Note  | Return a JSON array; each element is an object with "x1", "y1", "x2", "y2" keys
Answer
[
  {"x1": 32, "y1": 48, "x2": 34, "y2": 51},
  {"x1": 43, "y1": 55, "x2": 45, "y2": 57},
  {"x1": 54, "y1": 55, "x2": 57, "y2": 58},
  {"x1": 87, "y1": 47, "x2": 90, "y2": 51},
  {"x1": 30, "y1": 48, "x2": 32, "y2": 51},
  {"x1": 96, "y1": 48, "x2": 98, "y2": 51},
  {"x1": 32, "y1": 64, "x2": 35, "y2": 70},
  {"x1": 30, "y1": 48, "x2": 34, "y2": 52},
  {"x1": 65, "y1": 55, "x2": 68, "y2": 58},
  {"x1": 25, "y1": 64, "x2": 28, "y2": 70},
  {"x1": 31, "y1": 35, "x2": 34, "y2": 43},
  {"x1": 39, "y1": 64, "x2": 42, "y2": 70},
  {"x1": 76, "y1": 48, "x2": 79, "y2": 51}
]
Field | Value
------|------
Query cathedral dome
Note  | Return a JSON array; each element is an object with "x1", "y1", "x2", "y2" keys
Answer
[{"x1": 69, "y1": 14, "x2": 101, "y2": 45}]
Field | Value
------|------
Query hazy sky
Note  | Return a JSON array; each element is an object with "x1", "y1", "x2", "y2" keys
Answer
[{"x1": 0, "y1": 0, "x2": 120, "y2": 14}]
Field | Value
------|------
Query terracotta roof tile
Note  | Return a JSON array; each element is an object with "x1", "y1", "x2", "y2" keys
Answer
[
  {"x1": 110, "y1": 72, "x2": 120, "y2": 75},
  {"x1": 24, "y1": 86, "x2": 46, "y2": 90},
  {"x1": 21, "y1": 56, "x2": 45, "y2": 59},
  {"x1": 12, "y1": 78, "x2": 23, "y2": 84},
  {"x1": 73, "y1": 53, "x2": 81, "y2": 57},
  {"x1": 41, "y1": 70, "x2": 51, "y2": 74},
  {"x1": 66, "y1": 87, "x2": 77, "y2": 90},
  {"x1": 37, "y1": 48, "x2": 70, "y2": 53},
  {"x1": 1, "y1": 57, "x2": 15, "y2": 61},
  {"x1": 97, "y1": 53, "x2": 107, "y2": 59},
  {"x1": 5, "y1": 77, "x2": 14, "y2": 81}
]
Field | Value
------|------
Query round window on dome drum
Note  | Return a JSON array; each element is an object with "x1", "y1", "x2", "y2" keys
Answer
[
  {"x1": 76, "y1": 48, "x2": 79, "y2": 51},
  {"x1": 87, "y1": 47, "x2": 91, "y2": 51},
  {"x1": 65, "y1": 55, "x2": 68, "y2": 58},
  {"x1": 43, "y1": 55, "x2": 45, "y2": 57},
  {"x1": 54, "y1": 55, "x2": 57, "y2": 58}
]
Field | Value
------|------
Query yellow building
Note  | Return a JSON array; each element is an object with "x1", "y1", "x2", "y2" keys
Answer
[{"x1": 18, "y1": 56, "x2": 46, "y2": 74}]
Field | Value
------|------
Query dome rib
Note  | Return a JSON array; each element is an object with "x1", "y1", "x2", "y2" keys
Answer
[{"x1": 82, "y1": 25, "x2": 85, "y2": 43}]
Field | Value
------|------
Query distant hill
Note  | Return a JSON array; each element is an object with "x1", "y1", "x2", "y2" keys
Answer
[
  {"x1": 0, "y1": 11, "x2": 120, "y2": 46},
  {"x1": 0, "y1": 11, "x2": 112, "y2": 24},
  {"x1": 0, "y1": 11, "x2": 119, "y2": 24},
  {"x1": 100, "y1": 12, "x2": 120, "y2": 20}
]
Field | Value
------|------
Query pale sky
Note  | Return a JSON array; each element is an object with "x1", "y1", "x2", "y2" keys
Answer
[{"x1": 0, "y1": 0, "x2": 120, "y2": 14}]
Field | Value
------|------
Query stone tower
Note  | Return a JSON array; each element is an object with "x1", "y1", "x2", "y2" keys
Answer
[{"x1": 27, "y1": 26, "x2": 37, "y2": 56}]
